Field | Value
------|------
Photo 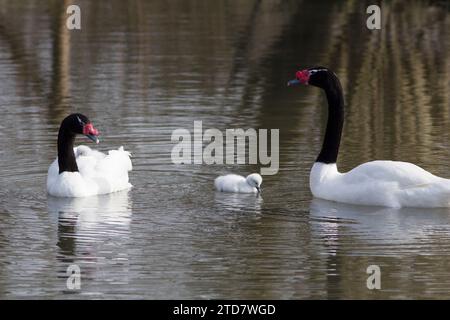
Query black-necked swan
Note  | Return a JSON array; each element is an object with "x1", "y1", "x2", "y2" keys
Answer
[
  {"x1": 215, "y1": 173, "x2": 262, "y2": 193},
  {"x1": 47, "y1": 113, "x2": 132, "y2": 197},
  {"x1": 288, "y1": 67, "x2": 450, "y2": 208}
]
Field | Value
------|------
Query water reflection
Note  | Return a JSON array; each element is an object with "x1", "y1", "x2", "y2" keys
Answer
[
  {"x1": 49, "y1": 0, "x2": 72, "y2": 114},
  {"x1": 214, "y1": 192, "x2": 263, "y2": 214},
  {"x1": 48, "y1": 191, "x2": 132, "y2": 296},
  {"x1": 48, "y1": 191, "x2": 132, "y2": 253},
  {"x1": 310, "y1": 198, "x2": 450, "y2": 255},
  {"x1": 48, "y1": 191, "x2": 132, "y2": 224},
  {"x1": 309, "y1": 198, "x2": 450, "y2": 299}
]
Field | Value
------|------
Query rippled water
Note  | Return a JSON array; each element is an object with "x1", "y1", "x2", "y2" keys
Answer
[{"x1": 0, "y1": 0, "x2": 450, "y2": 299}]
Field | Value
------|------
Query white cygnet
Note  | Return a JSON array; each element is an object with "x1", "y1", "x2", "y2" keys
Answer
[{"x1": 214, "y1": 173, "x2": 262, "y2": 193}]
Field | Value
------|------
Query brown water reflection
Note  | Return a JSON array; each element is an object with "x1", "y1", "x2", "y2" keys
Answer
[{"x1": 0, "y1": 0, "x2": 449, "y2": 299}]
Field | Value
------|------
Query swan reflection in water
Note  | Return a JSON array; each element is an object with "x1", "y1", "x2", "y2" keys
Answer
[
  {"x1": 47, "y1": 190, "x2": 133, "y2": 293},
  {"x1": 48, "y1": 190, "x2": 132, "y2": 228},
  {"x1": 309, "y1": 198, "x2": 450, "y2": 256},
  {"x1": 214, "y1": 192, "x2": 263, "y2": 215}
]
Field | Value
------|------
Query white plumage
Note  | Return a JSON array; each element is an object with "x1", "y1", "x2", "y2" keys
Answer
[
  {"x1": 214, "y1": 173, "x2": 262, "y2": 193},
  {"x1": 310, "y1": 161, "x2": 450, "y2": 208},
  {"x1": 47, "y1": 145, "x2": 132, "y2": 197}
]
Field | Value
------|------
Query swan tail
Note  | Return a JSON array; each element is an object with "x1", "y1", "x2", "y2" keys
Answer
[{"x1": 107, "y1": 146, "x2": 133, "y2": 171}]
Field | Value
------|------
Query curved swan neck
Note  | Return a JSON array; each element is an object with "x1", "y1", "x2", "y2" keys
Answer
[
  {"x1": 57, "y1": 127, "x2": 78, "y2": 174},
  {"x1": 316, "y1": 78, "x2": 344, "y2": 164}
]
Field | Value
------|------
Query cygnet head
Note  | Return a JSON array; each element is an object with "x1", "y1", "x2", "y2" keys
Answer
[{"x1": 246, "y1": 173, "x2": 262, "y2": 193}]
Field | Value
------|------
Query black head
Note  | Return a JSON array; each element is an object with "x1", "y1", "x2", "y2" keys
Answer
[
  {"x1": 60, "y1": 113, "x2": 100, "y2": 143},
  {"x1": 287, "y1": 66, "x2": 338, "y2": 90}
]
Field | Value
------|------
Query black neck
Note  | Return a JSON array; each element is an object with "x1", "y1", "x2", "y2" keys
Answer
[
  {"x1": 316, "y1": 79, "x2": 344, "y2": 164},
  {"x1": 57, "y1": 127, "x2": 78, "y2": 174}
]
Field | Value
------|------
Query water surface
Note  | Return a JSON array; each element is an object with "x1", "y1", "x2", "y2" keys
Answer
[{"x1": 0, "y1": 0, "x2": 450, "y2": 299}]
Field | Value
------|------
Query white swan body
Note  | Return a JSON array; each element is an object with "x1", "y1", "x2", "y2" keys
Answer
[
  {"x1": 311, "y1": 161, "x2": 450, "y2": 208},
  {"x1": 215, "y1": 173, "x2": 262, "y2": 193},
  {"x1": 47, "y1": 146, "x2": 132, "y2": 197}
]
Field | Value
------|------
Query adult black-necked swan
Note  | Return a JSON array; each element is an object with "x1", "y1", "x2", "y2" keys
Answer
[
  {"x1": 215, "y1": 173, "x2": 262, "y2": 193},
  {"x1": 47, "y1": 113, "x2": 132, "y2": 197},
  {"x1": 288, "y1": 67, "x2": 450, "y2": 208}
]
